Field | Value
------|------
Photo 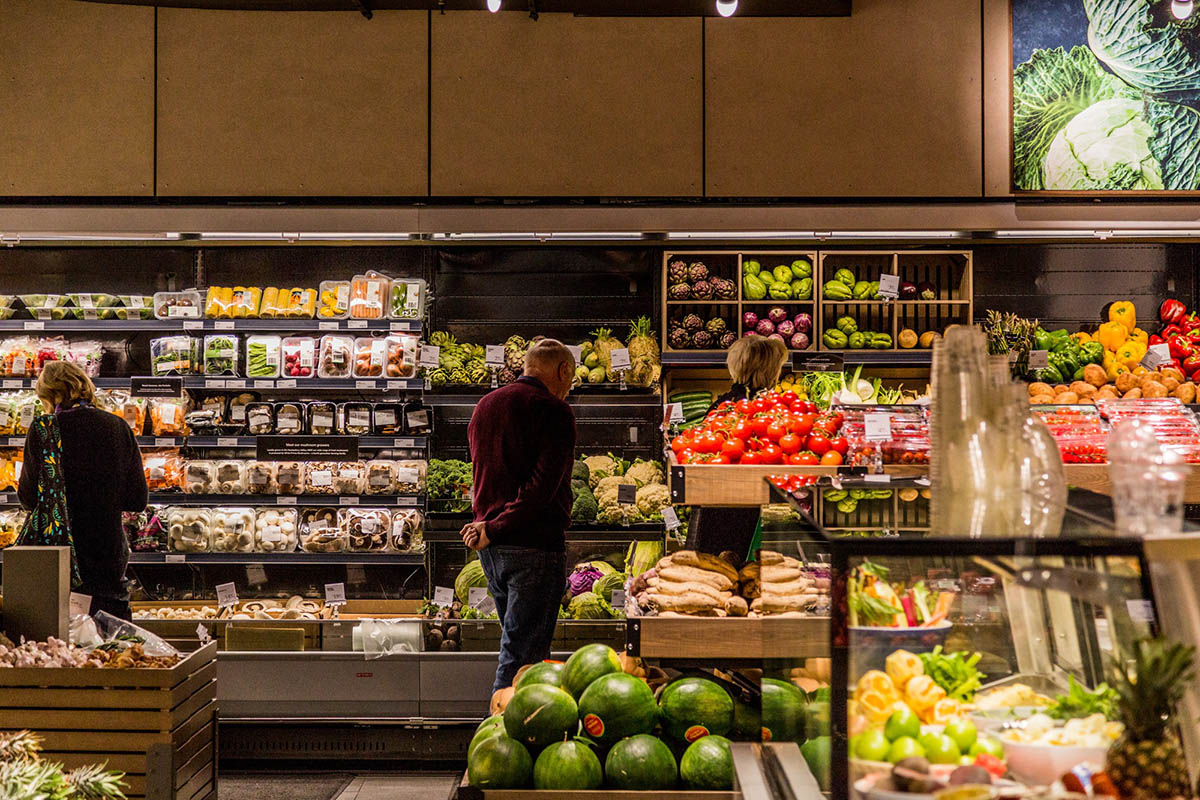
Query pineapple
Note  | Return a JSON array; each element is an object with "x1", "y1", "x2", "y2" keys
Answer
[{"x1": 1105, "y1": 637, "x2": 1196, "y2": 799}]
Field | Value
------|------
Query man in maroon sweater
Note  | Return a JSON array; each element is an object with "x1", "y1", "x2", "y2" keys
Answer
[{"x1": 462, "y1": 339, "x2": 577, "y2": 693}]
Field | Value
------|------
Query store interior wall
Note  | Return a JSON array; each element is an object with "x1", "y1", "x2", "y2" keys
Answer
[{"x1": 1, "y1": 0, "x2": 1014, "y2": 199}]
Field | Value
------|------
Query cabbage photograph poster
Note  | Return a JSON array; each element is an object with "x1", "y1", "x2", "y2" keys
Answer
[{"x1": 1012, "y1": 0, "x2": 1200, "y2": 192}]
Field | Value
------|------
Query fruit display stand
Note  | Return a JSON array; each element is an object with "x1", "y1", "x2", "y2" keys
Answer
[{"x1": 0, "y1": 641, "x2": 218, "y2": 800}]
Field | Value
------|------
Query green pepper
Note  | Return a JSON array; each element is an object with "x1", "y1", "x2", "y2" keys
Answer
[
  {"x1": 823, "y1": 329, "x2": 848, "y2": 348},
  {"x1": 742, "y1": 260, "x2": 762, "y2": 277},
  {"x1": 869, "y1": 333, "x2": 892, "y2": 349},
  {"x1": 823, "y1": 280, "x2": 852, "y2": 301},
  {"x1": 852, "y1": 281, "x2": 873, "y2": 299},
  {"x1": 1034, "y1": 328, "x2": 1055, "y2": 352},
  {"x1": 848, "y1": 332, "x2": 867, "y2": 349},
  {"x1": 769, "y1": 281, "x2": 792, "y2": 300},
  {"x1": 1049, "y1": 350, "x2": 1077, "y2": 377},
  {"x1": 1072, "y1": 366, "x2": 1086, "y2": 381},
  {"x1": 834, "y1": 268, "x2": 856, "y2": 287},
  {"x1": 1029, "y1": 365, "x2": 1063, "y2": 384},
  {"x1": 836, "y1": 316, "x2": 858, "y2": 335},
  {"x1": 1080, "y1": 341, "x2": 1104, "y2": 365},
  {"x1": 837, "y1": 498, "x2": 858, "y2": 514}
]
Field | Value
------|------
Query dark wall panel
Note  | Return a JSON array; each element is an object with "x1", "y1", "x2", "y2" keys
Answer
[{"x1": 197, "y1": 246, "x2": 427, "y2": 287}]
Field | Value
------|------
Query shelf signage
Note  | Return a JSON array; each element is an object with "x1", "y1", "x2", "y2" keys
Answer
[
  {"x1": 863, "y1": 412, "x2": 892, "y2": 442},
  {"x1": 609, "y1": 347, "x2": 632, "y2": 372},
  {"x1": 1028, "y1": 349, "x2": 1049, "y2": 370},
  {"x1": 432, "y1": 586, "x2": 455, "y2": 607},
  {"x1": 877, "y1": 274, "x2": 900, "y2": 300},
  {"x1": 792, "y1": 352, "x2": 843, "y2": 373},
  {"x1": 196, "y1": 623, "x2": 211, "y2": 645},
  {"x1": 419, "y1": 345, "x2": 441, "y2": 368},
  {"x1": 325, "y1": 582, "x2": 347, "y2": 606},
  {"x1": 664, "y1": 403, "x2": 685, "y2": 426},
  {"x1": 617, "y1": 483, "x2": 637, "y2": 505},
  {"x1": 215, "y1": 582, "x2": 239, "y2": 609},
  {"x1": 566, "y1": 345, "x2": 582, "y2": 364},
  {"x1": 662, "y1": 505, "x2": 681, "y2": 531},
  {"x1": 611, "y1": 590, "x2": 626, "y2": 608},
  {"x1": 468, "y1": 587, "x2": 490, "y2": 609},
  {"x1": 1141, "y1": 343, "x2": 1172, "y2": 370},
  {"x1": 246, "y1": 564, "x2": 267, "y2": 586},
  {"x1": 69, "y1": 592, "x2": 91, "y2": 618},
  {"x1": 256, "y1": 435, "x2": 359, "y2": 461},
  {"x1": 131, "y1": 377, "x2": 183, "y2": 398},
  {"x1": 485, "y1": 345, "x2": 505, "y2": 367}
]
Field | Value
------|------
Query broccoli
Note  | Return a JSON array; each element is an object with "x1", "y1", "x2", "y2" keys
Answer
[
  {"x1": 571, "y1": 460, "x2": 590, "y2": 484},
  {"x1": 571, "y1": 488, "x2": 598, "y2": 523}
]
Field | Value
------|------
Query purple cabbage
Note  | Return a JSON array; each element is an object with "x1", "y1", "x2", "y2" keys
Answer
[
  {"x1": 776, "y1": 319, "x2": 796, "y2": 337},
  {"x1": 755, "y1": 319, "x2": 775, "y2": 336},
  {"x1": 743, "y1": 311, "x2": 759, "y2": 330},
  {"x1": 768, "y1": 333, "x2": 786, "y2": 344},
  {"x1": 790, "y1": 332, "x2": 810, "y2": 350},
  {"x1": 793, "y1": 312, "x2": 813, "y2": 335},
  {"x1": 568, "y1": 564, "x2": 605, "y2": 597},
  {"x1": 768, "y1": 306, "x2": 788, "y2": 324},
  {"x1": 743, "y1": 330, "x2": 758, "y2": 337}
]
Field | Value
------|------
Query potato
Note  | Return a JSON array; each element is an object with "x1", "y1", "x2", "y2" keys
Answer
[
  {"x1": 1163, "y1": 367, "x2": 1185, "y2": 383},
  {"x1": 669, "y1": 551, "x2": 740, "y2": 583},
  {"x1": 1123, "y1": 387, "x2": 1143, "y2": 399},
  {"x1": 1115, "y1": 372, "x2": 1138, "y2": 394},
  {"x1": 1028, "y1": 381, "x2": 1053, "y2": 398},
  {"x1": 1083, "y1": 364, "x2": 1108, "y2": 388},
  {"x1": 1031, "y1": 394, "x2": 1056, "y2": 404},
  {"x1": 1069, "y1": 381, "x2": 1096, "y2": 397},
  {"x1": 1164, "y1": 376, "x2": 1181, "y2": 392},
  {"x1": 1143, "y1": 381, "x2": 1169, "y2": 398},
  {"x1": 1095, "y1": 387, "x2": 1119, "y2": 400},
  {"x1": 1054, "y1": 384, "x2": 1069, "y2": 395},
  {"x1": 1137, "y1": 372, "x2": 1163, "y2": 388},
  {"x1": 655, "y1": 566, "x2": 734, "y2": 592},
  {"x1": 1174, "y1": 382, "x2": 1197, "y2": 403},
  {"x1": 1054, "y1": 391, "x2": 1080, "y2": 404}
]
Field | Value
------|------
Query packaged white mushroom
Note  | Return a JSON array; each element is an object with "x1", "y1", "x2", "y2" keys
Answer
[
  {"x1": 275, "y1": 461, "x2": 303, "y2": 495},
  {"x1": 331, "y1": 461, "x2": 366, "y2": 494},
  {"x1": 254, "y1": 507, "x2": 298, "y2": 553},
  {"x1": 183, "y1": 460, "x2": 218, "y2": 494},
  {"x1": 341, "y1": 507, "x2": 390, "y2": 552},
  {"x1": 209, "y1": 507, "x2": 256, "y2": 552},
  {"x1": 275, "y1": 402, "x2": 304, "y2": 434},
  {"x1": 299, "y1": 507, "x2": 344, "y2": 553},
  {"x1": 214, "y1": 459, "x2": 246, "y2": 494},
  {"x1": 167, "y1": 507, "x2": 212, "y2": 552},
  {"x1": 363, "y1": 460, "x2": 397, "y2": 495},
  {"x1": 228, "y1": 392, "x2": 256, "y2": 426},
  {"x1": 393, "y1": 460, "x2": 427, "y2": 493},
  {"x1": 305, "y1": 461, "x2": 337, "y2": 495},
  {"x1": 389, "y1": 509, "x2": 425, "y2": 553}
]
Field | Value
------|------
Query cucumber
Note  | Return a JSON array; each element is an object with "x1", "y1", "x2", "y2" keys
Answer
[{"x1": 669, "y1": 391, "x2": 714, "y2": 405}]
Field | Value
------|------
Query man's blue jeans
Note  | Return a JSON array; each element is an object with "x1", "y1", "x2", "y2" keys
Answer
[{"x1": 478, "y1": 545, "x2": 567, "y2": 695}]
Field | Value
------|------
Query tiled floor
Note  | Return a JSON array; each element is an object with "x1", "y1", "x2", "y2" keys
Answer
[{"x1": 335, "y1": 773, "x2": 461, "y2": 800}]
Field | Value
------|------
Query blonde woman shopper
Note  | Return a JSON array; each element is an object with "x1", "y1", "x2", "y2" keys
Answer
[
  {"x1": 685, "y1": 335, "x2": 788, "y2": 556},
  {"x1": 18, "y1": 361, "x2": 147, "y2": 620}
]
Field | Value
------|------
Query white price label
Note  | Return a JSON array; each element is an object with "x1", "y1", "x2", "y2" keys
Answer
[
  {"x1": 278, "y1": 496, "x2": 297, "y2": 505},
  {"x1": 5, "y1": 438, "x2": 21, "y2": 447},
  {"x1": 348, "y1": 320, "x2": 368, "y2": 329},
  {"x1": 468, "y1": 587, "x2": 490, "y2": 608},
  {"x1": 611, "y1": 590, "x2": 627, "y2": 608},
  {"x1": 665, "y1": 403, "x2": 685, "y2": 426},
  {"x1": 485, "y1": 345, "x2": 505, "y2": 367},
  {"x1": 253, "y1": 379, "x2": 274, "y2": 389},
  {"x1": 277, "y1": 379, "x2": 297, "y2": 388},
  {"x1": 325, "y1": 582, "x2": 347, "y2": 606},
  {"x1": 432, "y1": 586, "x2": 455, "y2": 607},
  {"x1": 319, "y1": 321, "x2": 339, "y2": 331},
  {"x1": 609, "y1": 347, "x2": 631, "y2": 372},
  {"x1": 662, "y1": 505, "x2": 681, "y2": 530},
  {"x1": 877, "y1": 273, "x2": 900, "y2": 300},
  {"x1": 217, "y1": 437, "x2": 239, "y2": 447},
  {"x1": 1127, "y1": 599, "x2": 1156, "y2": 623},
  {"x1": 339, "y1": 496, "x2": 360, "y2": 506},
  {"x1": 226, "y1": 379, "x2": 246, "y2": 389},
  {"x1": 1141, "y1": 343, "x2": 1172, "y2": 370},
  {"x1": 863, "y1": 474, "x2": 892, "y2": 483},
  {"x1": 863, "y1": 412, "x2": 892, "y2": 442},
  {"x1": 155, "y1": 437, "x2": 174, "y2": 447},
  {"x1": 165, "y1": 554, "x2": 186, "y2": 563},
  {"x1": 356, "y1": 380, "x2": 376, "y2": 390},
  {"x1": 214, "y1": 320, "x2": 235, "y2": 330},
  {"x1": 205, "y1": 379, "x2": 226, "y2": 389},
  {"x1": 915, "y1": 477, "x2": 931, "y2": 486},
  {"x1": 566, "y1": 345, "x2": 582, "y2": 363},
  {"x1": 476, "y1": 596, "x2": 496, "y2": 616},
  {"x1": 23, "y1": 320, "x2": 44, "y2": 331},
  {"x1": 196, "y1": 623, "x2": 211, "y2": 644},
  {"x1": 617, "y1": 483, "x2": 637, "y2": 505},
  {"x1": 1028, "y1": 349, "x2": 1049, "y2": 370},
  {"x1": 393, "y1": 438, "x2": 416, "y2": 448},
  {"x1": 406, "y1": 409, "x2": 429, "y2": 428},
  {"x1": 69, "y1": 592, "x2": 91, "y2": 618},
  {"x1": 246, "y1": 564, "x2": 267, "y2": 586},
  {"x1": 419, "y1": 345, "x2": 441, "y2": 368},
  {"x1": 2, "y1": 380, "x2": 22, "y2": 389},
  {"x1": 215, "y1": 582, "x2": 239, "y2": 609},
  {"x1": 182, "y1": 318, "x2": 203, "y2": 328}
]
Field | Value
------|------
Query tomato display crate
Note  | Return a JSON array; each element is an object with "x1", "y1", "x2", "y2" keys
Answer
[{"x1": 0, "y1": 641, "x2": 218, "y2": 800}]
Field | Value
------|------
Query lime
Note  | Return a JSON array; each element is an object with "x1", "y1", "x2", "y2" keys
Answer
[
  {"x1": 922, "y1": 733, "x2": 961, "y2": 765},
  {"x1": 854, "y1": 728, "x2": 891, "y2": 762},
  {"x1": 959, "y1": 754, "x2": 975, "y2": 766},
  {"x1": 886, "y1": 736, "x2": 926, "y2": 763},
  {"x1": 884, "y1": 707, "x2": 921, "y2": 741},
  {"x1": 918, "y1": 732, "x2": 942, "y2": 753},
  {"x1": 968, "y1": 736, "x2": 1004, "y2": 759},
  {"x1": 944, "y1": 719, "x2": 978, "y2": 753}
]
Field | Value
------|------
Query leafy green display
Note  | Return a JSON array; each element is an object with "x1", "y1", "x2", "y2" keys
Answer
[
  {"x1": 1046, "y1": 674, "x2": 1119, "y2": 721},
  {"x1": 918, "y1": 646, "x2": 985, "y2": 701},
  {"x1": 429, "y1": 459, "x2": 474, "y2": 512}
]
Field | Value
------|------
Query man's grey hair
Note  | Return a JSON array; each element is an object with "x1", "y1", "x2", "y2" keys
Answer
[{"x1": 524, "y1": 338, "x2": 575, "y2": 372}]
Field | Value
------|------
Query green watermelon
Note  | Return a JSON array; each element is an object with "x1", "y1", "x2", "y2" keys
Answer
[
  {"x1": 658, "y1": 677, "x2": 733, "y2": 742},
  {"x1": 730, "y1": 694, "x2": 762, "y2": 741},
  {"x1": 532, "y1": 739, "x2": 603, "y2": 790},
  {"x1": 800, "y1": 735, "x2": 831, "y2": 791},
  {"x1": 680, "y1": 735, "x2": 733, "y2": 790},
  {"x1": 467, "y1": 734, "x2": 533, "y2": 789},
  {"x1": 805, "y1": 700, "x2": 830, "y2": 739},
  {"x1": 604, "y1": 734, "x2": 678, "y2": 790},
  {"x1": 561, "y1": 643, "x2": 622, "y2": 699},
  {"x1": 577, "y1": 673, "x2": 657, "y2": 746},
  {"x1": 762, "y1": 678, "x2": 808, "y2": 743},
  {"x1": 503, "y1": 684, "x2": 578, "y2": 753},
  {"x1": 468, "y1": 715, "x2": 506, "y2": 761},
  {"x1": 515, "y1": 661, "x2": 565, "y2": 690}
]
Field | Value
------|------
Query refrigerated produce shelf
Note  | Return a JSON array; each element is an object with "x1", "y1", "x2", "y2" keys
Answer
[
  {"x1": 0, "y1": 377, "x2": 426, "y2": 391},
  {"x1": 0, "y1": 551, "x2": 427, "y2": 565},
  {"x1": 131, "y1": 436, "x2": 427, "y2": 449},
  {"x1": 0, "y1": 492, "x2": 423, "y2": 507},
  {"x1": 0, "y1": 319, "x2": 420, "y2": 333}
]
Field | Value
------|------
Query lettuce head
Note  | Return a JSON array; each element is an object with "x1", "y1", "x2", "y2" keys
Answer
[{"x1": 1045, "y1": 97, "x2": 1164, "y2": 189}]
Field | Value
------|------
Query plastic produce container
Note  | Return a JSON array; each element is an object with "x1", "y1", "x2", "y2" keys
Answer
[
  {"x1": 151, "y1": 336, "x2": 201, "y2": 376},
  {"x1": 317, "y1": 280, "x2": 351, "y2": 319},
  {"x1": 255, "y1": 508, "x2": 298, "y2": 553},
  {"x1": 299, "y1": 508, "x2": 344, "y2": 553},
  {"x1": 153, "y1": 290, "x2": 203, "y2": 320},
  {"x1": 349, "y1": 272, "x2": 390, "y2": 320},
  {"x1": 318, "y1": 334, "x2": 354, "y2": 378},
  {"x1": 209, "y1": 507, "x2": 256, "y2": 552},
  {"x1": 341, "y1": 508, "x2": 390, "y2": 552},
  {"x1": 245, "y1": 335, "x2": 282, "y2": 379},
  {"x1": 388, "y1": 278, "x2": 426, "y2": 320},
  {"x1": 203, "y1": 334, "x2": 240, "y2": 376},
  {"x1": 281, "y1": 336, "x2": 318, "y2": 379},
  {"x1": 167, "y1": 507, "x2": 212, "y2": 553}
]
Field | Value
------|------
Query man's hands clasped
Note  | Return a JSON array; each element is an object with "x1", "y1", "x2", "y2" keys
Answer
[{"x1": 460, "y1": 521, "x2": 490, "y2": 551}]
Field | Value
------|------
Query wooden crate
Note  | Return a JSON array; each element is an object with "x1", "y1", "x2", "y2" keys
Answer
[
  {"x1": 628, "y1": 616, "x2": 829, "y2": 661},
  {"x1": 1064, "y1": 463, "x2": 1200, "y2": 503},
  {"x1": 0, "y1": 641, "x2": 218, "y2": 800},
  {"x1": 457, "y1": 774, "x2": 739, "y2": 800}
]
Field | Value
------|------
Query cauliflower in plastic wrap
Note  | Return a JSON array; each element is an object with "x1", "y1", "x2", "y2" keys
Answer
[
  {"x1": 624, "y1": 459, "x2": 664, "y2": 487},
  {"x1": 635, "y1": 483, "x2": 669, "y2": 518}
]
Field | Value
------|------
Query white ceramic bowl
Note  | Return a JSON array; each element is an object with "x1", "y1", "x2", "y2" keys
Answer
[{"x1": 1001, "y1": 739, "x2": 1107, "y2": 786}]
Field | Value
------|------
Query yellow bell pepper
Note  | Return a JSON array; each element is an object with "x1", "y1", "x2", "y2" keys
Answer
[
  {"x1": 1132, "y1": 365, "x2": 1148, "y2": 375},
  {"x1": 1070, "y1": 331, "x2": 1091, "y2": 345},
  {"x1": 1109, "y1": 301, "x2": 1136, "y2": 332},
  {"x1": 1116, "y1": 341, "x2": 1144, "y2": 369},
  {"x1": 1130, "y1": 327, "x2": 1149, "y2": 347},
  {"x1": 1107, "y1": 361, "x2": 1130, "y2": 381},
  {"x1": 1095, "y1": 321, "x2": 1129, "y2": 352}
]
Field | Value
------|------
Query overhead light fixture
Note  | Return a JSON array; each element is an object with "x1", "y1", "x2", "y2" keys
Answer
[
  {"x1": 2, "y1": 232, "x2": 182, "y2": 242},
  {"x1": 832, "y1": 230, "x2": 961, "y2": 239},
  {"x1": 487, "y1": 0, "x2": 501, "y2": 11},
  {"x1": 994, "y1": 229, "x2": 1096, "y2": 238},
  {"x1": 716, "y1": 0, "x2": 738, "y2": 16},
  {"x1": 431, "y1": 232, "x2": 644, "y2": 241},
  {"x1": 197, "y1": 232, "x2": 298, "y2": 241},
  {"x1": 1173, "y1": 0, "x2": 1194, "y2": 19},
  {"x1": 298, "y1": 233, "x2": 417, "y2": 241},
  {"x1": 667, "y1": 231, "x2": 819, "y2": 240}
]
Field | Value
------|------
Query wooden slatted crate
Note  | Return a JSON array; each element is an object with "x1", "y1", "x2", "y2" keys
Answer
[{"x1": 0, "y1": 641, "x2": 218, "y2": 800}]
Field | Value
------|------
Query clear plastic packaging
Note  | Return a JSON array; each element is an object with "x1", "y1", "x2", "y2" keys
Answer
[
  {"x1": 118, "y1": 294, "x2": 155, "y2": 320},
  {"x1": 204, "y1": 287, "x2": 262, "y2": 319},
  {"x1": 153, "y1": 291, "x2": 203, "y2": 320},
  {"x1": 364, "y1": 460, "x2": 397, "y2": 495},
  {"x1": 67, "y1": 293, "x2": 122, "y2": 320},
  {"x1": 254, "y1": 508, "x2": 298, "y2": 553},
  {"x1": 260, "y1": 287, "x2": 317, "y2": 319},
  {"x1": 847, "y1": 437, "x2": 930, "y2": 467},
  {"x1": 332, "y1": 461, "x2": 366, "y2": 495},
  {"x1": 317, "y1": 280, "x2": 351, "y2": 320},
  {"x1": 245, "y1": 402, "x2": 275, "y2": 435},
  {"x1": 151, "y1": 336, "x2": 201, "y2": 376},
  {"x1": 203, "y1": 335, "x2": 240, "y2": 376},
  {"x1": 17, "y1": 294, "x2": 70, "y2": 320},
  {"x1": 404, "y1": 401, "x2": 432, "y2": 435},
  {"x1": 209, "y1": 507, "x2": 256, "y2": 552},
  {"x1": 214, "y1": 459, "x2": 246, "y2": 494},
  {"x1": 393, "y1": 460, "x2": 427, "y2": 494},
  {"x1": 244, "y1": 461, "x2": 277, "y2": 495},
  {"x1": 341, "y1": 507, "x2": 390, "y2": 551},
  {"x1": 275, "y1": 461, "x2": 303, "y2": 495},
  {"x1": 183, "y1": 460, "x2": 218, "y2": 494},
  {"x1": 299, "y1": 507, "x2": 344, "y2": 553},
  {"x1": 65, "y1": 340, "x2": 104, "y2": 377},
  {"x1": 389, "y1": 509, "x2": 425, "y2": 553},
  {"x1": 167, "y1": 507, "x2": 211, "y2": 553},
  {"x1": 1, "y1": 337, "x2": 38, "y2": 377},
  {"x1": 353, "y1": 337, "x2": 388, "y2": 378},
  {"x1": 228, "y1": 393, "x2": 256, "y2": 426},
  {"x1": 274, "y1": 402, "x2": 304, "y2": 435},
  {"x1": 281, "y1": 336, "x2": 318, "y2": 379},
  {"x1": 108, "y1": 391, "x2": 146, "y2": 434},
  {"x1": 385, "y1": 334, "x2": 419, "y2": 379},
  {"x1": 150, "y1": 398, "x2": 189, "y2": 436},
  {"x1": 0, "y1": 451, "x2": 21, "y2": 492},
  {"x1": 308, "y1": 401, "x2": 337, "y2": 435},
  {"x1": 305, "y1": 461, "x2": 337, "y2": 495},
  {"x1": 127, "y1": 507, "x2": 167, "y2": 552},
  {"x1": 12, "y1": 393, "x2": 44, "y2": 436},
  {"x1": 388, "y1": 278, "x2": 426, "y2": 320},
  {"x1": 341, "y1": 402, "x2": 372, "y2": 435},
  {"x1": 200, "y1": 395, "x2": 227, "y2": 422},
  {"x1": 143, "y1": 449, "x2": 184, "y2": 491},
  {"x1": 318, "y1": 335, "x2": 354, "y2": 378},
  {"x1": 349, "y1": 272, "x2": 389, "y2": 320},
  {"x1": 372, "y1": 402, "x2": 403, "y2": 435},
  {"x1": 245, "y1": 335, "x2": 282, "y2": 379}
]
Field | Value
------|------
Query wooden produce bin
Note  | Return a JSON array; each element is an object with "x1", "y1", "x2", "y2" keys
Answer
[
  {"x1": 627, "y1": 615, "x2": 829, "y2": 661},
  {"x1": 668, "y1": 456, "x2": 927, "y2": 507},
  {"x1": 1064, "y1": 463, "x2": 1200, "y2": 503},
  {"x1": 0, "y1": 641, "x2": 218, "y2": 800}
]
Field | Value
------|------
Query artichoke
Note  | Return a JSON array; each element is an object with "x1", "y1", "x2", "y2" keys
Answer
[
  {"x1": 692, "y1": 330, "x2": 715, "y2": 349},
  {"x1": 668, "y1": 328, "x2": 691, "y2": 350},
  {"x1": 668, "y1": 283, "x2": 692, "y2": 301},
  {"x1": 706, "y1": 317, "x2": 727, "y2": 335},
  {"x1": 687, "y1": 262, "x2": 709, "y2": 283},
  {"x1": 691, "y1": 280, "x2": 713, "y2": 300},
  {"x1": 713, "y1": 278, "x2": 737, "y2": 300},
  {"x1": 682, "y1": 313, "x2": 703, "y2": 332},
  {"x1": 668, "y1": 259, "x2": 688, "y2": 284},
  {"x1": 719, "y1": 331, "x2": 737, "y2": 349}
]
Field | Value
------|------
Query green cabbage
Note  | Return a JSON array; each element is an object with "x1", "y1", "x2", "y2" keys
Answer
[
  {"x1": 1146, "y1": 96, "x2": 1200, "y2": 189},
  {"x1": 567, "y1": 591, "x2": 615, "y2": 620},
  {"x1": 592, "y1": 572, "x2": 627, "y2": 604},
  {"x1": 454, "y1": 559, "x2": 488, "y2": 604},
  {"x1": 1084, "y1": 0, "x2": 1200, "y2": 101},
  {"x1": 1045, "y1": 97, "x2": 1163, "y2": 189}
]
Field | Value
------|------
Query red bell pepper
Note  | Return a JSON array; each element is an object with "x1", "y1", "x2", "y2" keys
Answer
[
  {"x1": 1150, "y1": 334, "x2": 1165, "y2": 346},
  {"x1": 1161, "y1": 298, "x2": 1188, "y2": 324},
  {"x1": 1163, "y1": 324, "x2": 1184, "y2": 339},
  {"x1": 1181, "y1": 354, "x2": 1200, "y2": 374},
  {"x1": 1191, "y1": 368, "x2": 1200, "y2": 385},
  {"x1": 1184, "y1": 314, "x2": 1200, "y2": 333},
  {"x1": 1169, "y1": 336, "x2": 1194, "y2": 360}
]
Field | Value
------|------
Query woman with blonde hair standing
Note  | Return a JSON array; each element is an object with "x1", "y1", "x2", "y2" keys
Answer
[
  {"x1": 18, "y1": 361, "x2": 148, "y2": 620},
  {"x1": 686, "y1": 335, "x2": 788, "y2": 556}
]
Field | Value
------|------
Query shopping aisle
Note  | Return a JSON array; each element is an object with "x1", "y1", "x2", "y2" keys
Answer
[{"x1": 218, "y1": 772, "x2": 460, "y2": 800}]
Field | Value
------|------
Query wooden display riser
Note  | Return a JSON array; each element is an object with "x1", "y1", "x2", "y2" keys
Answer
[
  {"x1": 0, "y1": 641, "x2": 218, "y2": 800},
  {"x1": 669, "y1": 460, "x2": 927, "y2": 507},
  {"x1": 627, "y1": 615, "x2": 829, "y2": 661},
  {"x1": 1062, "y1": 463, "x2": 1200, "y2": 503}
]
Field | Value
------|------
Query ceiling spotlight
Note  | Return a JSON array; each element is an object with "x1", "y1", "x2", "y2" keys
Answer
[
  {"x1": 716, "y1": 0, "x2": 738, "y2": 16},
  {"x1": 1173, "y1": 0, "x2": 1193, "y2": 18},
  {"x1": 487, "y1": 0, "x2": 501, "y2": 10}
]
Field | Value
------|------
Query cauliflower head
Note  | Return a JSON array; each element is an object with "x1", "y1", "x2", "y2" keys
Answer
[
  {"x1": 596, "y1": 475, "x2": 635, "y2": 508},
  {"x1": 635, "y1": 483, "x2": 670, "y2": 517},
  {"x1": 584, "y1": 454, "x2": 620, "y2": 488},
  {"x1": 625, "y1": 459, "x2": 664, "y2": 487}
]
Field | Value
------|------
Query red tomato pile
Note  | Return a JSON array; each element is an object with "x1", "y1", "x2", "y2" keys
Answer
[
  {"x1": 769, "y1": 474, "x2": 820, "y2": 492},
  {"x1": 670, "y1": 391, "x2": 848, "y2": 466}
]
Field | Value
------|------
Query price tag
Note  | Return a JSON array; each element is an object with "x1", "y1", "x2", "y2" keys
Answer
[
  {"x1": 485, "y1": 345, "x2": 505, "y2": 367},
  {"x1": 347, "y1": 564, "x2": 367, "y2": 585},
  {"x1": 155, "y1": 437, "x2": 175, "y2": 447},
  {"x1": 196, "y1": 623, "x2": 211, "y2": 645},
  {"x1": 165, "y1": 554, "x2": 186, "y2": 563},
  {"x1": 877, "y1": 273, "x2": 900, "y2": 300},
  {"x1": 662, "y1": 505, "x2": 681, "y2": 531},
  {"x1": 1028, "y1": 349, "x2": 1049, "y2": 370},
  {"x1": 468, "y1": 587, "x2": 490, "y2": 608},
  {"x1": 863, "y1": 412, "x2": 892, "y2": 442},
  {"x1": 617, "y1": 483, "x2": 637, "y2": 505},
  {"x1": 246, "y1": 564, "x2": 267, "y2": 586},
  {"x1": 407, "y1": 409, "x2": 430, "y2": 429},
  {"x1": 23, "y1": 321, "x2": 44, "y2": 331},
  {"x1": 325, "y1": 582, "x2": 347, "y2": 606},
  {"x1": 863, "y1": 474, "x2": 892, "y2": 483},
  {"x1": 277, "y1": 496, "x2": 297, "y2": 505},
  {"x1": 6, "y1": 437, "x2": 22, "y2": 447},
  {"x1": 419, "y1": 345, "x2": 441, "y2": 368},
  {"x1": 319, "y1": 321, "x2": 339, "y2": 331},
  {"x1": 182, "y1": 319, "x2": 203, "y2": 329},
  {"x1": 277, "y1": 379, "x2": 297, "y2": 388},
  {"x1": 2, "y1": 379, "x2": 22, "y2": 389},
  {"x1": 356, "y1": 380, "x2": 376, "y2": 390},
  {"x1": 609, "y1": 347, "x2": 631, "y2": 372},
  {"x1": 217, "y1": 437, "x2": 239, "y2": 447},
  {"x1": 215, "y1": 582, "x2": 239, "y2": 609},
  {"x1": 214, "y1": 320, "x2": 235, "y2": 330},
  {"x1": 432, "y1": 586, "x2": 455, "y2": 607},
  {"x1": 664, "y1": 403, "x2": 685, "y2": 427},
  {"x1": 566, "y1": 345, "x2": 582, "y2": 363},
  {"x1": 1126, "y1": 599, "x2": 1156, "y2": 623},
  {"x1": 1141, "y1": 343, "x2": 1172, "y2": 370},
  {"x1": 476, "y1": 595, "x2": 496, "y2": 616},
  {"x1": 339, "y1": 496, "x2": 360, "y2": 506},
  {"x1": 393, "y1": 437, "x2": 416, "y2": 448},
  {"x1": 69, "y1": 592, "x2": 92, "y2": 618},
  {"x1": 348, "y1": 320, "x2": 367, "y2": 329},
  {"x1": 611, "y1": 590, "x2": 627, "y2": 608},
  {"x1": 205, "y1": 379, "x2": 226, "y2": 389},
  {"x1": 226, "y1": 379, "x2": 246, "y2": 389}
]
